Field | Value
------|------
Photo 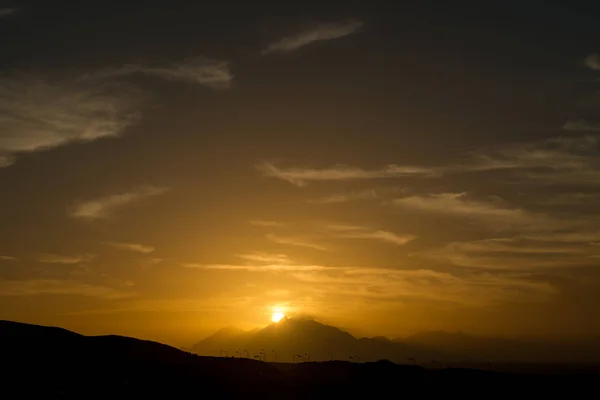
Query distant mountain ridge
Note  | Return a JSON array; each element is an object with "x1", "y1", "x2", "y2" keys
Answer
[
  {"x1": 399, "y1": 330, "x2": 600, "y2": 363},
  {"x1": 192, "y1": 317, "x2": 449, "y2": 364}
]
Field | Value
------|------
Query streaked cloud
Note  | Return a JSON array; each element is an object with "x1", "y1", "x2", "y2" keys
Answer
[
  {"x1": 563, "y1": 120, "x2": 600, "y2": 132},
  {"x1": 83, "y1": 58, "x2": 233, "y2": 90},
  {"x1": 0, "y1": 279, "x2": 134, "y2": 299},
  {"x1": 468, "y1": 135, "x2": 596, "y2": 172},
  {"x1": 236, "y1": 252, "x2": 293, "y2": 264},
  {"x1": 0, "y1": 255, "x2": 17, "y2": 261},
  {"x1": 263, "y1": 134, "x2": 600, "y2": 187},
  {"x1": 292, "y1": 268, "x2": 556, "y2": 305},
  {"x1": 70, "y1": 185, "x2": 168, "y2": 220},
  {"x1": 265, "y1": 289, "x2": 291, "y2": 297},
  {"x1": 105, "y1": 241, "x2": 155, "y2": 254},
  {"x1": 38, "y1": 253, "x2": 95, "y2": 264},
  {"x1": 187, "y1": 252, "x2": 555, "y2": 305},
  {"x1": 418, "y1": 237, "x2": 600, "y2": 270},
  {"x1": 326, "y1": 224, "x2": 415, "y2": 246},
  {"x1": 266, "y1": 233, "x2": 328, "y2": 251},
  {"x1": 308, "y1": 188, "x2": 404, "y2": 204},
  {"x1": 584, "y1": 53, "x2": 600, "y2": 70},
  {"x1": 262, "y1": 19, "x2": 364, "y2": 54},
  {"x1": 258, "y1": 162, "x2": 438, "y2": 187},
  {"x1": 185, "y1": 263, "x2": 328, "y2": 272},
  {"x1": 539, "y1": 192, "x2": 600, "y2": 205},
  {"x1": 0, "y1": 75, "x2": 144, "y2": 167},
  {"x1": 249, "y1": 219, "x2": 284, "y2": 227},
  {"x1": 0, "y1": 8, "x2": 17, "y2": 18},
  {"x1": 522, "y1": 231, "x2": 600, "y2": 244},
  {"x1": 393, "y1": 193, "x2": 541, "y2": 228}
]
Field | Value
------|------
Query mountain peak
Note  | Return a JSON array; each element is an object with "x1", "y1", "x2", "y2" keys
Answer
[{"x1": 192, "y1": 318, "x2": 443, "y2": 363}]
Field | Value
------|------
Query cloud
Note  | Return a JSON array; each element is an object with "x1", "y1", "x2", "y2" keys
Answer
[
  {"x1": 104, "y1": 242, "x2": 155, "y2": 254},
  {"x1": 0, "y1": 279, "x2": 134, "y2": 299},
  {"x1": 257, "y1": 162, "x2": 438, "y2": 186},
  {"x1": 265, "y1": 134, "x2": 600, "y2": 187},
  {"x1": 249, "y1": 220, "x2": 284, "y2": 227},
  {"x1": 185, "y1": 263, "x2": 329, "y2": 272},
  {"x1": 539, "y1": 192, "x2": 600, "y2": 205},
  {"x1": 0, "y1": 75, "x2": 144, "y2": 167},
  {"x1": 84, "y1": 58, "x2": 233, "y2": 90},
  {"x1": 326, "y1": 224, "x2": 415, "y2": 246},
  {"x1": 0, "y1": 8, "x2": 17, "y2": 18},
  {"x1": 262, "y1": 19, "x2": 364, "y2": 54},
  {"x1": 188, "y1": 251, "x2": 555, "y2": 305},
  {"x1": 265, "y1": 289, "x2": 291, "y2": 297},
  {"x1": 584, "y1": 53, "x2": 600, "y2": 70},
  {"x1": 522, "y1": 231, "x2": 600, "y2": 244},
  {"x1": 562, "y1": 120, "x2": 600, "y2": 132},
  {"x1": 235, "y1": 252, "x2": 293, "y2": 264},
  {"x1": 291, "y1": 268, "x2": 556, "y2": 305},
  {"x1": 266, "y1": 233, "x2": 328, "y2": 251},
  {"x1": 0, "y1": 255, "x2": 17, "y2": 261},
  {"x1": 70, "y1": 185, "x2": 168, "y2": 220},
  {"x1": 467, "y1": 135, "x2": 597, "y2": 172},
  {"x1": 38, "y1": 253, "x2": 95, "y2": 264},
  {"x1": 393, "y1": 193, "x2": 542, "y2": 228},
  {"x1": 308, "y1": 188, "x2": 407, "y2": 204},
  {"x1": 418, "y1": 237, "x2": 600, "y2": 270}
]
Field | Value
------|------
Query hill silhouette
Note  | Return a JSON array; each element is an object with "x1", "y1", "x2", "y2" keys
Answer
[
  {"x1": 400, "y1": 330, "x2": 600, "y2": 364},
  {"x1": 2, "y1": 319, "x2": 599, "y2": 397}
]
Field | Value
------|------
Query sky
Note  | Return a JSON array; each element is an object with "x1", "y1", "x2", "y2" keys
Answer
[{"x1": 2, "y1": 0, "x2": 600, "y2": 346}]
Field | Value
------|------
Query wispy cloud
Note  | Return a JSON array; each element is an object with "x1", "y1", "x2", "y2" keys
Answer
[
  {"x1": 418, "y1": 237, "x2": 600, "y2": 270},
  {"x1": 522, "y1": 231, "x2": 600, "y2": 244},
  {"x1": 326, "y1": 224, "x2": 415, "y2": 246},
  {"x1": 308, "y1": 188, "x2": 404, "y2": 204},
  {"x1": 393, "y1": 193, "x2": 542, "y2": 229},
  {"x1": 187, "y1": 252, "x2": 555, "y2": 305},
  {"x1": 584, "y1": 53, "x2": 600, "y2": 70},
  {"x1": 0, "y1": 75, "x2": 144, "y2": 167},
  {"x1": 258, "y1": 162, "x2": 438, "y2": 187},
  {"x1": 291, "y1": 268, "x2": 556, "y2": 305},
  {"x1": 249, "y1": 219, "x2": 284, "y2": 227},
  {"x1": 266, "y1": 233, "x2": 328, "y2": 251},
  {"x1": 70, "y1": 185, "x2": 168, "y2": 220},
  {"x1": 0, "y1": 255, "x2": 17, "y2": 261},
  {"x1": 539, "y1": 192, "x2": 600, "y2": 205},
  {"x1": 0, "y1": 8, "x2": 17, "y2": 18},
  {"x1": 263, "y1": 134, "x2": 600, "y2": 187},
  {"x1": 38, "y1": 253, "x2": 95, "y2": 264},
  {"x1": 104, "y1": 242, "x2": 155, "y2": 254},
  {"x1": 235, "y1": 252, "x2": 293, "y2": 264},
  {"x1": 83, "y1": 58, "x2": 233, "y2": 90},
  {"x1": 0, "y1": 279, "x2": 134, "y2": 299},
  {"x1": 562, "y1": 120, "x2": 600, "y2": 132},
  {"x1": 262, "y1": 19, "x2": 364, "y2": 54},
  {"x1": 185, "y1": 263, "x2": 328, "y2": 272}
]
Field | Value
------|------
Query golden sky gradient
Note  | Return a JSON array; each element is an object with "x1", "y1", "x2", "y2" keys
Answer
[{"x1": 2, "y1": 1, "x2": 600, "y2": 346}]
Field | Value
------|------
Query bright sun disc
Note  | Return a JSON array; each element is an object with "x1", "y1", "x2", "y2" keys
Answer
[{"x1": 272, "y1": 312, "x2": 284, "y2": 322}]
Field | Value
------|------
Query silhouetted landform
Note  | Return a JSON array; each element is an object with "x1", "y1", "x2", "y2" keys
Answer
[
  {"x1": 2, "y1": 320, "x2": 599, "y2": 397},
  {"x1": 400, "y1": 330, "x2": 600, "y2": 365},
  {"x1": 192, "y1": 317, "x2": 454, "y2": 364}
]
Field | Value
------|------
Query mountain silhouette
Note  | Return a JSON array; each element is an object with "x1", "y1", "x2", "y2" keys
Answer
[
  {"x1": 192, "y1": 317, "x2": 448, "y2": 364},
  {"x1": 2, "y1": 319, "x2": 599, "y2": 397}
]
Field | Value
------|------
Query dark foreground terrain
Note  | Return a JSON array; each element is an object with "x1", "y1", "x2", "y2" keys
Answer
[{"x1": 1, "y1": 320, "x2": 598, "y2": 398}]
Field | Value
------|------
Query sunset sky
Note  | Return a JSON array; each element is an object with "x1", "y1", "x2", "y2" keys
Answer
[{"x1": 2, "y1": 0, "x2": 600, "y2": 346}]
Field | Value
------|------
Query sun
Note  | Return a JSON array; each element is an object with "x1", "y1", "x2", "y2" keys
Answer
[{"x1": 272, "y1": 312, "x2": 285, "y2": 323}]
